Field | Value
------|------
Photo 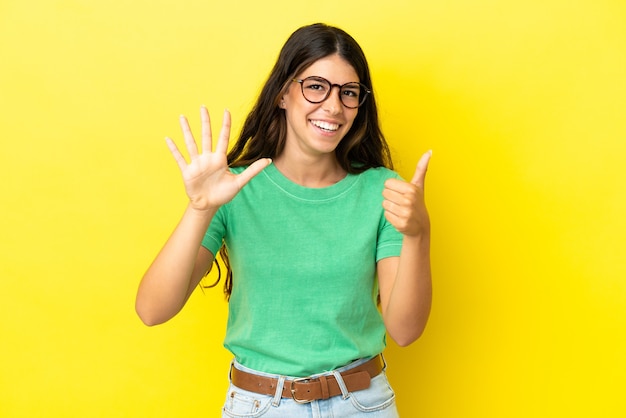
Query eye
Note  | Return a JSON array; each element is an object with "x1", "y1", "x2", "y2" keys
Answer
[
  {"x1": 302, "y1": 77, "x2": 330, "y2": 92},
  {"x1": 307, "y1": 83, "x2": 327, "y2": 91},
  {"x1": 304, "y1": 81, "x2": 328, "y2": 93},
  {"x1": 342, "y1": 85, "x2": 360, "y2": 98}
]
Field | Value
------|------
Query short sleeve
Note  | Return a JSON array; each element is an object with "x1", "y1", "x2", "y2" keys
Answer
[
  {"x1": 376, "y1": 215, "x2": 403, "y2": 261},
  {"x1": 375, "y1": 171, "x2": 404, "y2": 261},
  {"x1": 201, "y1": 204, "x2": 228, "y2": 256}
]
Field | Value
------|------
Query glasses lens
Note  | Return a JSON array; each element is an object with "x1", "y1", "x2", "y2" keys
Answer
[
  {"x1": 340, "y1": 83, "x2": 364, "y2": 108},
  {"x1": 301, "y1": 77, "x2": 331, "y2": 103},
  {"x1": 299, "y1": 77, "x2": 369, "y2": 108}
]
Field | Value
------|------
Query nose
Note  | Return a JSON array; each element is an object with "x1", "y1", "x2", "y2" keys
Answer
[{"x1": 322, "y1": 86, "x2": 343, "y2": 115}]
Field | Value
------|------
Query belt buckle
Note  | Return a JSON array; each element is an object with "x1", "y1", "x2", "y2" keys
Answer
[{"x1": 290, "y1": 377, "x2": 314, "y2": 404}]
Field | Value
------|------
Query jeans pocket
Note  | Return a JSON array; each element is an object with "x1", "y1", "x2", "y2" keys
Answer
[
  {"x1": 222, "y1": 383, "x2": 273, "y2": 418},
  {"x1": 349, "y1": 372, "x2": 397, "y2": 413}
]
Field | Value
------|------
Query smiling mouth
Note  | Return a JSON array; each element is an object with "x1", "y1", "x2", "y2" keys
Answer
[{"x1": 310, "y1": 120, "x2": 340, "y2": 132}]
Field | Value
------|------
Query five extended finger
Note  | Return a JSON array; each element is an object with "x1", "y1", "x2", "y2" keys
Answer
[
  {"x1": 165, "y1": 137, "x2": 188, "y2": 172},
  {"x1": 214, "y1": 109, "x2": 231, "y2": 157},
  {"x1": 236, "y1": 158, "x2": 273, "y2": 189},
  {"x1": 200, "y1": 105, "x2": 212, "y2": 154},
  {"x1": 179, "y1": 115, "x2": 199, "y2": 159}
]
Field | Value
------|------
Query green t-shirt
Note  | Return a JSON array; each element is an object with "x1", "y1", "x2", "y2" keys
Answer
[{"x1": 202, "y1": 163, "x2": 403, "y2": 377}]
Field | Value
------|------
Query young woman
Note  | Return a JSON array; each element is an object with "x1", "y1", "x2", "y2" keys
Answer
[{"x1": 136, "y1": 23, "x2": 432, "y2": 417}]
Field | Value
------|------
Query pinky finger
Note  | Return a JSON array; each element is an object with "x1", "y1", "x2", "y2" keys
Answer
[
  {"x1": 384, "y1": 210, "x2": 409, "y2": 234},
  {"x1": 165, "y1": 137, "x2": 188, "y2": 172}
]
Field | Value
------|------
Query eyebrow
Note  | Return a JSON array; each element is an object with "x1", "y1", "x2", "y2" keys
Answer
[{"x1": 304, "y1": 76, "x2": 361, "y2": 85}]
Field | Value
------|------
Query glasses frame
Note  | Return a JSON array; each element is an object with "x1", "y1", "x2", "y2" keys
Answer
[{"x1": 292, "y1": 76, "x2": 371, "y2": 109}]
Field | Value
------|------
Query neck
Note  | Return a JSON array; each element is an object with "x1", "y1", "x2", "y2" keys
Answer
[{"x1": 273, "y1": 153, "x2": 347, "y2": 188}]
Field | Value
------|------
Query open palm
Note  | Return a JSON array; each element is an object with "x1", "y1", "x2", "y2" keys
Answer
[{"x1": 166, "y1": 107, "x2": 271, "y2": 211}]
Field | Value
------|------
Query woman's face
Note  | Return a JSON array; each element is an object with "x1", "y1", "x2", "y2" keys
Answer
[{"x1": 280, "y1": 54, "x2": 360, "y2": 161}]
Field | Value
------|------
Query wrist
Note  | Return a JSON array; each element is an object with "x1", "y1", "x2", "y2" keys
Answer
[
  {"x1": 403, "y1": 230, "x2": 431, "y2": 246},
  {"x1": 185, "y1": 203, "x2": 219, "y2": 220}
]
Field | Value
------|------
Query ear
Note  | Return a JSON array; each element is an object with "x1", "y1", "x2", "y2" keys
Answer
[{"x1": 279, "y1": 99, "x2": 286, "y2": 109}]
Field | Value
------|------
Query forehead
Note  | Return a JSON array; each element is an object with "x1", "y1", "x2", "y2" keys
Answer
[{"x1": 297, "y1": 54, "x2": 359, "y2": 83}]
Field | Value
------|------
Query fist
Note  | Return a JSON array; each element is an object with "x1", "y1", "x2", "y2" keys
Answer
[{"x1": 382, "y1": 150, "x2": 431, "y2": 236}]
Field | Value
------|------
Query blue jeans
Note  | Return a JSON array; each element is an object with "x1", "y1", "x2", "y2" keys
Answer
[{"x1": 221, "y1": 356, "x2": 399, "y2": 417}]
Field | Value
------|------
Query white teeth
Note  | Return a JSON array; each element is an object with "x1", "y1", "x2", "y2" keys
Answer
[{"x1": 311, "y1": 120, "x2": 339, "y2": 131}]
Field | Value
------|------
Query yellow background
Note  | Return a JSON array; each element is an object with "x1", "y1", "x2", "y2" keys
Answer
[{"x1": 1, "y1": 0, "x2": 625, "y2": 417}]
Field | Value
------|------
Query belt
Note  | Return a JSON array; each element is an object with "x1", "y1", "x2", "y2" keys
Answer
[{"x1": 230, "y1": 355, "x2": 384, "y2": 404}]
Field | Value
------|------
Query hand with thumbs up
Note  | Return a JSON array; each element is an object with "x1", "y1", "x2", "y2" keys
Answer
[
  {"x1": 382, "y1": 150, "x2": 432, "y2": 237},
  {"x1": 377, "y1": 150, "x2": 433, "y2": 346}
]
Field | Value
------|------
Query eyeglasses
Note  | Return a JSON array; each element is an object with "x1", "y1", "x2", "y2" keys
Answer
[{"x1": 292, "y1": 76, "x2": 371, "y2": 109}]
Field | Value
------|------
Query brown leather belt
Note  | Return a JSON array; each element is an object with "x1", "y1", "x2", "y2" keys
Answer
[{"x1": 230, "y1": 355, "x2": 384, "y2": 404}]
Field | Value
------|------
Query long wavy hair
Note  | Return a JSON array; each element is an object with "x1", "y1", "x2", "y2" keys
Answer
[{"x1": 204, "y1": 23, "x2": 393, "y2": 299}]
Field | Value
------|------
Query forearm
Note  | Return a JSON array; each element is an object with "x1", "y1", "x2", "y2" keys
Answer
[
  {"x1": 382, "y1": 233, "x2": 432, "y2": 346},
  {"x1": 135, "y1": 204, "x2": 216, "y2": 325}
]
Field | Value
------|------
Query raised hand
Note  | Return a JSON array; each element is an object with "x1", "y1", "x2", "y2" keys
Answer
[
  {"x1": 382, "y1": 150, "x2": 432, "y2": 237},
  {"x1": 166, "y1": 106, "x2": 271, "y2": 212}
]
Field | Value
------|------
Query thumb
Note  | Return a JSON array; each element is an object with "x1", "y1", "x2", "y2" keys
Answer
[
  {"x1": 410, "y1": 150, "x2": 432, "y2": 187},
  {"x1": 237, "y1": 158, "x2": 273, "y2": 188}
]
